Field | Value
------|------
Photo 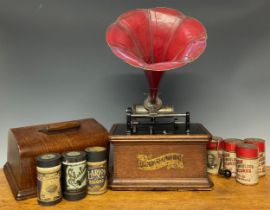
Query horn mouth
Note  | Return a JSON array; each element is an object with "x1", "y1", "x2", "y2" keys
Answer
[{"x1": 106, "y1": 7, "x2": 207, "y2": 103}]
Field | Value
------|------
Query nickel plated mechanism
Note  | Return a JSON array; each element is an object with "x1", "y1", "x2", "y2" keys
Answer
[{"x1": 126, "y1": 95, "x2": 190, "y2": 135}]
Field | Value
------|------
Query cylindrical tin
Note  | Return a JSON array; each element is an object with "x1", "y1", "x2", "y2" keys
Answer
[
  {"x1": 236, "y1": 143, "x2": 259, "y2": 185},
  {"x1": 36, "y1": 153, "x2": 62, "y2": 206},
  {"x1": 244, "y1": 138, "x2": 266, "y2": 177},
  {"x1": 62, "y1": 151, "x2": 87, "y2": 201},
  {"x1": 223, "y1": 139, "x2": 243, "y2": 177},
  {"x1": 207, "y1": 136, "x2": 223, "y2": 175},
  {"x1": 85, "y1": 147, "x2": 107, "y2": 195}
]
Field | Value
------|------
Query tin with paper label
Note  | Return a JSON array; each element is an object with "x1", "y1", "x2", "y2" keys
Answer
[
  {"x1": 36, "y1": 153, "x2": 62, "y2": 206},
  {"x1": 62, "y1": 151, "x2": 87, "y2": 201}
]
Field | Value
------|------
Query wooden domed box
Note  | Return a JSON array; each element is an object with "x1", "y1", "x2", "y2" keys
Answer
[{"x1": 3, "y1": 118, "x2": 108, "y2": 200}]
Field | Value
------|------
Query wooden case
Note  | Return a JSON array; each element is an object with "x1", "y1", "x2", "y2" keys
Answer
[
  {"x1": 4, "y1": 118, "x2": 108, "y2": 200},
  {"x1": 109, "y1": 123, "x2": 213, "y2": 191}
]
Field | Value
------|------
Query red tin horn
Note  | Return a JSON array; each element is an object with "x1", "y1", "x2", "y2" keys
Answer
[{"x1": 106, "y1": 7, "x2": 207, "y2": 104}]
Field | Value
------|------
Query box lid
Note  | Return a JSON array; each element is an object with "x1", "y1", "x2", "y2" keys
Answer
[{"x1": 10, "y1": 118, "x2": 108, "y2": 157}]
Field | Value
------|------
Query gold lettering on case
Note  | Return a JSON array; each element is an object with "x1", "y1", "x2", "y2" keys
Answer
[{"x1": 137, "y1": 153, "x2": 184, "y2": 170}]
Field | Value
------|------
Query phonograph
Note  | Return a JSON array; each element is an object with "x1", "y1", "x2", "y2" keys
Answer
[{"x1": 106, "y1": 7, "x2": 213, "y2": 190}]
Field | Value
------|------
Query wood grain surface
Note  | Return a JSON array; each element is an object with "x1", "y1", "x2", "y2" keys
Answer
[{"x1": 0, "y1": 168, "x2": 269, "y2": 210}]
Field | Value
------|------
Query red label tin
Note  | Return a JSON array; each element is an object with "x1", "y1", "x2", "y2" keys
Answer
[
  {"x1": 236, "y1": 143, "x2": 259, "y2": 185},
  {"x1": 207, "y1": 136, "x2": 223, "y2": 175},
  {"x1": 244, "y1": 138, "x2": 265, "y2": 177},
  {"x1": 223, "y1": 139, "x2": 243, "y2": 177}
]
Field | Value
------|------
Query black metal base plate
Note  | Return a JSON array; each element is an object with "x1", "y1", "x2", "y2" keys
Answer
[{"x1": 115, "y1": 123, "x2": 210, "y2": 135}]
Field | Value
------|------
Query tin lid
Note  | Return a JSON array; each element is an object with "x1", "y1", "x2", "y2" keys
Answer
[
  {"x1": 207, "y1": 140, "x2": 224, "y2": 150},
  {"x1": 224, "y1": 138, "x2": 243, "y2": 152},
  {"x1": 212, "y1": 136, "x2": 223, "y2": 141},
  {"x1": 85, "y1": 147, "x2": 107, "y2": 162},
  {"x1": 207, "y1": 141, "x2": 218, "y2": 150},
  {"x1": 207, "y1": 137, "x2": 224, "y2": 150},
  {"x1": 236, "y1": 143, "x2": 258, "y2": 158},
  {"x1": 37, "y1": 153, "x2": 61, "y2": 168},
  {"x1": 62, "y1": 151, "x2": 86, "y2": 163},
  {"x1": 244, "y1": 138, "x2": 265, "y2": 152}
]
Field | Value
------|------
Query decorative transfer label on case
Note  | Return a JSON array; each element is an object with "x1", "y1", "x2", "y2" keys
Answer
[{"x1": 137, "y1": 153, "x2": 184, "y2": 170}]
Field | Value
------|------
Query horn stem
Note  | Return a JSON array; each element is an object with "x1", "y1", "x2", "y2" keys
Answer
[{"x1": 144, "y1": 70, "x2": 164, "y2": 104}]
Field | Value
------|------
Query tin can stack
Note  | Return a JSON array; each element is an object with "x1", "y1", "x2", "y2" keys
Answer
[
  {"x1": 36, "y1": 147, "x2": 108, "y2": 206},
  {"x1": 207, "y1": 136, "x2": 266, "y2": 186}
]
